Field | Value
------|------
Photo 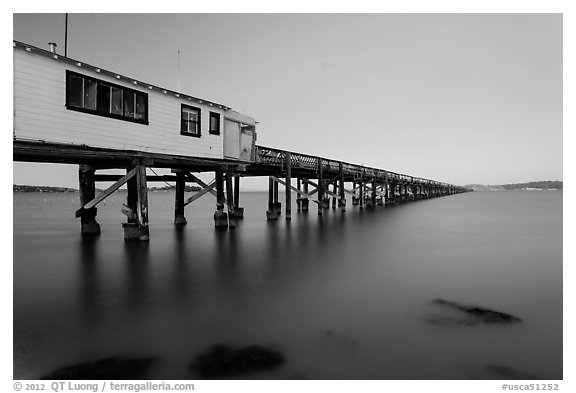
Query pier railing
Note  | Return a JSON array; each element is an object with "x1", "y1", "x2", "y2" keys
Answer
[{"x1": 255, "y1": 145, "x2": 453, "y2": 187}]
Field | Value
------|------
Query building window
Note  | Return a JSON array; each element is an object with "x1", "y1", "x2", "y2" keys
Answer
[
  {"x1": 209, "y1": 112, "x2": 220, "y2": 135},
  {"x1": 65, "y1": 70, "x2": 148, "y2": 125},
  {"x1": 181, "y1": 104, "x2": 201, "y2": 137}
]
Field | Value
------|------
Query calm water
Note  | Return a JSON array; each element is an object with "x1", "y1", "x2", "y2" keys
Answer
[{"x1": 13, "y1": 190, "x2": 562, "y2": 379}]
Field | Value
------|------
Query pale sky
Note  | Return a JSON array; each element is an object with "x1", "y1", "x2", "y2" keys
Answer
[{"x1": 12, "y1": 13, "x2": 563, "y2": 187}]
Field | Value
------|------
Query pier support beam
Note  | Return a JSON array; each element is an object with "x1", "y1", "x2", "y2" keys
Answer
[
  {"x1": 214, "y1": 169, "x2": 228, "y2": 228},
  {"x1": 234, "y1": 176, "x2": 244, "y2": 219},
  {"x1": 317, "y1": 158, "x2": 324, "y2": 216},
  {"x1": 302, "y1": 179, "x2": 310, "y2": 212},
  {"x1": 285, "y1": 152, "x2": 292, "y2": 221},
  {"x1": 296, "y1": 178, "x2": 302, "y2": 212},
  {"x1": 352, "y1": 181, "x2": 359, "y2": 206},
  {"x1": 78, "y1": 165, "x2": 101, "y2": 235},
  {"x1": 122, "y1": 165, "x2": 149, "y2": 241},
  {"x1": 384, "y1": 174, "x2": 390, "y2": 206},
  {"x1": 174, "y1": 171, "x2": 187, "y2": 226},
  {"x1": 377, "y1": 184, "x2": 384, "y2": 206},
  {"x1": 331, "y1": 182, "x2": 337, "y2": 209},
  {"x1": 226, "y1": 172, "x2": 236, "y2": 228},
  {"x1": 339, "y1": 162, "x2": 346, "y2": 212},
  {"x1": 371, "y1": 179, "x2": 377, "y2": 208},
  {"x1": 359, "y1": 174, "x2": 364, "y2": 209},
  {"x1": 266, "y1": 177, "x2": 280, "y2": 220}
]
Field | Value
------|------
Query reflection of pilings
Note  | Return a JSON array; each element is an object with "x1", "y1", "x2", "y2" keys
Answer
[
  {"x1": 78, "y1": 236, "x2": 100, "y2": 317},
  {"x1": 123, "y1": 241, "x2": 150, "y2": 308}
]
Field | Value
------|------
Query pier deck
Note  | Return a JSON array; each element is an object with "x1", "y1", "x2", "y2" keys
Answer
[{"x1": 14, "y1": 139, "x2": 470, "y2": 241}]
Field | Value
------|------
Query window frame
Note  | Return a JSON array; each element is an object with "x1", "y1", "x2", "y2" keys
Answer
[
  {"x1": 209, "y1": 111, "x2": 221, "y2": 135},
  {"x1": 180, "y1": 104, "x2": 201, "y2": 138},
  {"x1": 65, "y1": 70, "x2": 149, "y2": 125}
]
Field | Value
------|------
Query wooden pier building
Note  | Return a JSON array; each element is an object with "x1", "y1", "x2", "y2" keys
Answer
[{"x1": 13, "y1": 41, "x2": 470, "y2": 241}]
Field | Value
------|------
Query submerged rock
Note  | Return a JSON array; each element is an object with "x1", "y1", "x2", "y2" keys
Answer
[
  {"x1": 319, "y1": 330, "x2": 359, "y2": 353},
  {"x1": 426, "y1": 314, "x2": 477, "y2": 326},
  {"x1": 429, "y1": 299, "x2": 522, "y2": 326},
  {"x1": 41, "y1": 356, "x2": 158, "y2": 380},
  {"x1": 485, "y1": 365, "x2": 541, "y2": 380},
  {"x1": 191, "y1": 344, "x2": 285, "y2": 378}
]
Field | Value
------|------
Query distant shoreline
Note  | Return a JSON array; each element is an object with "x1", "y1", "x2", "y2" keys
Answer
[
  {"x1": 12, "y1": 185, "x2": 201, "y2": 193},
  {"x1": 14, "y1": 181, "x2": 562, "y2": 193},
  {"x1": 464, "y1": 181, "x2": 562, "y2": 191}
]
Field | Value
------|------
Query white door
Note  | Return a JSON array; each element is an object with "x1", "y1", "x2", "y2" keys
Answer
[
  {"x1": 239, "y1": 128, "x2": 255, "y2": 161},
  {"x1": 223, "y1": 119, "x2": 241, "y2": 159}
]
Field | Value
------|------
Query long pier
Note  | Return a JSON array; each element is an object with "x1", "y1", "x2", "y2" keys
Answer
[{"x1": 14, "y1": 139, "x2": 470, "y2": 241}]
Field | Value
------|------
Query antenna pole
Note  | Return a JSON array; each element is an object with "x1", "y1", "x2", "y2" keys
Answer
[
  {"x1": 177, "y1": 50, "x2": 181, "y2": 93},
  {"x1": 64, "y1": 13, "x2": 68, "y2": 57}
]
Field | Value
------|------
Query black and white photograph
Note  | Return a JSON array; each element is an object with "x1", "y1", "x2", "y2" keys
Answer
[{"x1": 9, "y1": 5, "x2": 569, "y2": 391}]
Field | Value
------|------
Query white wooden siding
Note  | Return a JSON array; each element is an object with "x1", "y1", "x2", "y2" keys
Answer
[{"x1": 13, "y1": 48, "x2": 226, "y2": 159}]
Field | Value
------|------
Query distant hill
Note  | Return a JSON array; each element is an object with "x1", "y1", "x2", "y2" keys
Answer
[
  {"x1": 464, "y1": 181, "x2": 562, "y2": 191},
  {"x1": 13, "y1": 185, "x2": 77, "y2": 193}
]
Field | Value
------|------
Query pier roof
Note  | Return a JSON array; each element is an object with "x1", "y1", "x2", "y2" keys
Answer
[{"x1": 13, "y1": 40, "x2": 237, "y2": 114}]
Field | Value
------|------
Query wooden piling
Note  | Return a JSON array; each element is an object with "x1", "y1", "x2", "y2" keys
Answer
[
  {"x1": 317, "y1": 158, "x2": 323, "y2": 216},
  {"x1": 122, "y1": 165, "x2": 149, "y2": 241},
  {"x1": 214, "y1": 168, "x2": 228, "y2": 228},
  {"x1": 384, "y1": 173, "x2": 389, "y2": 206},
  {"x1": 285, "y1": 151, "x2": 292, "y2": 221},
  {"x1": 296, "y1": 178, "x2": 302, "y2": 212},
  {"x1": 266, "y1": 177, "x2": 279, "y2": 220},
  {"x1": 174, "y1": 171, "x2": 187, "y2": 225},
  {"x1": 226, "y1": 172, "x2": 236, "y2": 228},
  {"x1": 302, "y1": 179, "x2": 310, "y2": 212},
  {"x1": 122, "y1": 168, "x2": 138, "y2": 239},
  {"x1": 78, "y1": 165, "x2": 101, "y2": 235},
  {"x1": 273, "y1": 177, "x2": 281, "y2": 214},
  {"x1": 234, "y1": 175, "x2": 244, "y2": 218},
  {"x1": 136, "y1": 165, "x2": 150, "y2": 241},
  {"x1": 352, "y1": 181, "x2": 359, "y2": 205},
  {"x1": 359, "y1": 173, "x2": 364, "y2": 209},
  {"x1": 331, "y1": 182, "x2": 337, "y2": 209},
  {"x1": 268, "y1": 177, "x2": 274, "y2": 211},
  {"x1": 339, "y1": 162, "x2": 345, "y2": 212},
  {"x1": 371, "y1": 179, "x2": 377, "y2": 208}
]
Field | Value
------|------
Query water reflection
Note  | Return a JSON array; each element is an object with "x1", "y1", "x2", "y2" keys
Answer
[
  {"x1": 123, "y1": 242, "x2": 150, "y2": 310},
  {"x1": 172, "y1": 226, "x2": 193, "y2": 301},
  {"x1": 13, "y1": 191, "x2": 563, "y2": 379},
  {"x1": 78, "y1": 236, "x2": 100, "y2": 314}
]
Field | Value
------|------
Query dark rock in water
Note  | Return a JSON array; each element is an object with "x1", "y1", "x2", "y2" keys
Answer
[
  {"x1": 40, "y1": 357, "x2": 157, "y2": 380},
  {"x1": 485, "y1": 365, "x2": 541, "y2": 379},
  {"x1": 430, "y1": 299, "x2": 522, "y2": 325},
  {"x1": 426, "y1": 314, "x2": 478, "y2": 326},
  {"x1": 465, "y1": 306, "x2": 522, "y2": 323},
  {"x1": 191, "y1": 344, "x2": 285, "y2": 378},
  {"x1": 319, "y1": 330, "x2": 359, "y2": 353}
]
